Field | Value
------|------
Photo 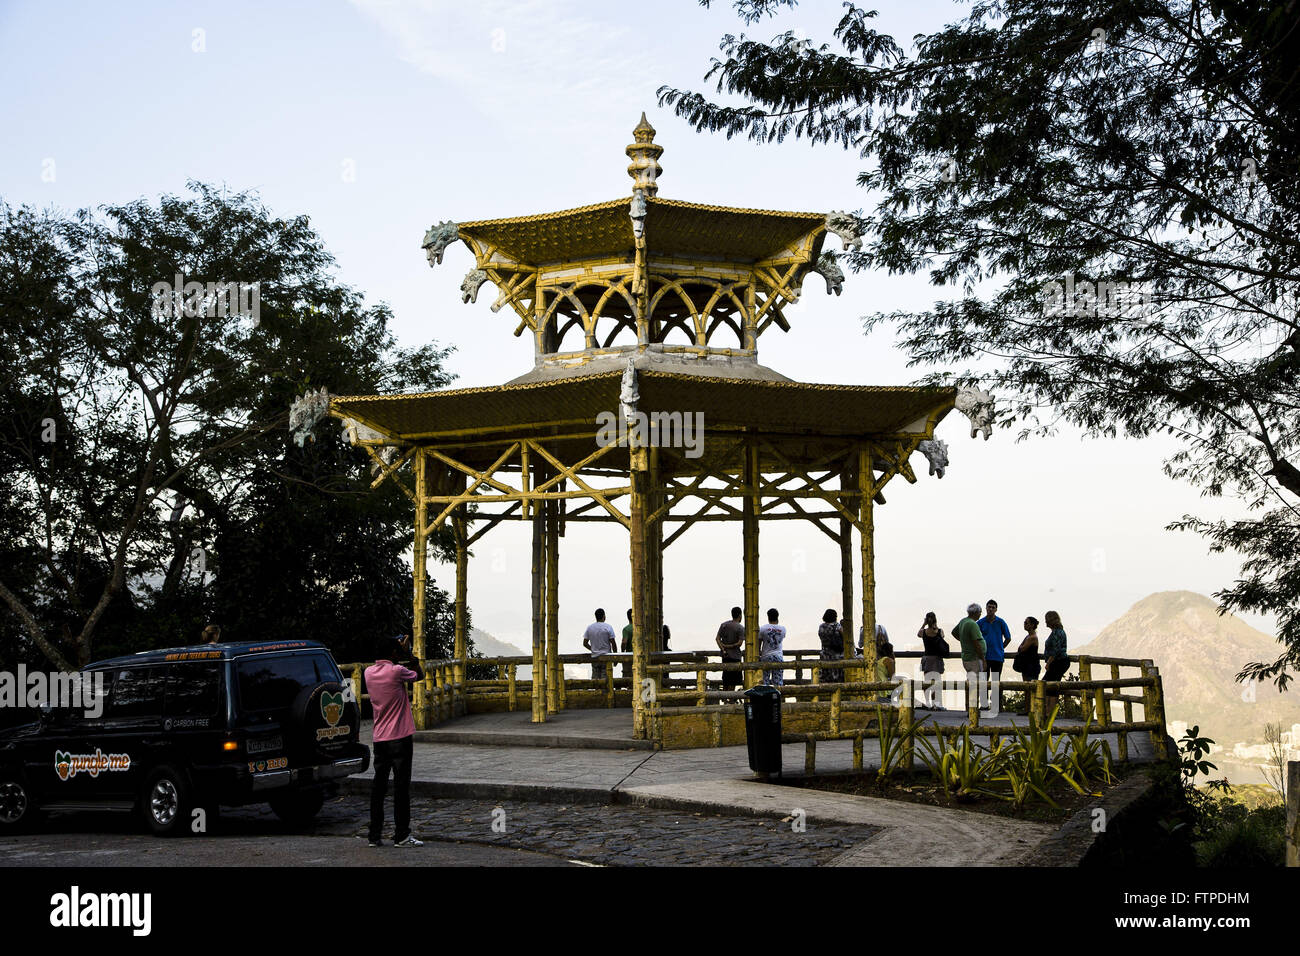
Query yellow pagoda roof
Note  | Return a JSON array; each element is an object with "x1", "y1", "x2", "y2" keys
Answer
[
  {"x1": 333, "y1": 369, "x2": 952, "y2": 446},
  {"x1": 459, "y1": 196, "x2": 827, "y2": 266}
]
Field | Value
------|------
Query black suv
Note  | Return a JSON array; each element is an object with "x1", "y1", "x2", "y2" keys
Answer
[{"x1": 0, "y1": 640, "x2": 369, "y2": 836}]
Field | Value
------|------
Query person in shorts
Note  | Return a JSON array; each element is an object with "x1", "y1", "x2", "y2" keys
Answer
[{"x1": 759, "y1": 608, "x2": 787, "y2": 687}]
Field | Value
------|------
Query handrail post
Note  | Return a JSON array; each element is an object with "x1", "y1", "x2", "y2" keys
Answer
[
  {"x1": 1111, "y1": 662, "x2": 1127, "y2": 760},
  {"x1": 350, "y1": 665, "x2": 363, "y2": 715},
  {"x1": 1140, "y1": 660, "x2": 1168, "y2": 759},
  {"x1": 508, "y1": 663, "x2": 517, "y2": 712},
  {"x1": 1031, "y1": 678, "x2": 1046, "y2": 729},
  {"x1": 899, "y1": 684, "x2": 915, "y2": 774},
  {"x1": 696, "y1": 669, "x2": 707, "y2": 708},
  {"x1": 830, "y1": 688, "x2": 841, "y2": 736},
  {"x1": 1079, "y1": 656, "x2": 1093, "y2": 724}
]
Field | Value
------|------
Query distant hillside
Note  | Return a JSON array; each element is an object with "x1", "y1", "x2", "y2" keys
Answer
[
  {"x1": 1080, "y1": 591, "x2": 1296, "y2": 745},
  {"x1": 469, "y1": 627, "x2": 534, "y2": 678},
  {"x1": 469, "y1": 627, "x2": 529, "y2": 659}
]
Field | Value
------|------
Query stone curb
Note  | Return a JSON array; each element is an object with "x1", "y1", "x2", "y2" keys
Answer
[
  {"x1": 413, "y1": 730, "x2": 654, "y2": 751},
  {"x1": 341, "y1": 772, "x2": 897, "y2": 827},
  {"x1": 340, "y1": 776, "x2": 616, "y2": 805},
  {"x1": 1019, "y1": 771, "x2": 1155, "y2": 866}
]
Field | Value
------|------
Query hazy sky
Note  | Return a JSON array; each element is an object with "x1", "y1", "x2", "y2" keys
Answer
[{"x1": 0, "y1": 0, "x2": 1271, "y2": 654}]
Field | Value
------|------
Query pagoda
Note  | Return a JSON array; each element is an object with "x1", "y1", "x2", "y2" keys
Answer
[{"x1": 324, "y1": 115, "x2": 977, "y2": 739}]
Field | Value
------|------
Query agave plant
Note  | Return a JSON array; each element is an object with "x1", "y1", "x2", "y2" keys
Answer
[
  {"x1": 873, "y1": 706, "x2": 932, "y2": 784},
  {"x1": 1057, "y1": 718, "x2": 1116, "y2": 795},
  {"x1": 917, "y1": 725, "x2": 1011, "y2": 802},
  {"x1": 999, "y1": 707, "x2": 1070, "y2": 810}
]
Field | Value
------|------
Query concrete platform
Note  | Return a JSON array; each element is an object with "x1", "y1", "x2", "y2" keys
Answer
[
  {"x1": 350, "y1": 709, "x2": 1157, "y2": 866},
  {"x1": 416, "y1": 708, "x2": 652, "y2": 750},
  {"x1": 414, "y1": 705, "x2": 1155, "y2": 762}
]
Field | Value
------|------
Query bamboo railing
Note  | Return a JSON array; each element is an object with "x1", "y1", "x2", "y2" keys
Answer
[{"x1": 339, "y1": 650, "x2": 1169, "y2": 763}]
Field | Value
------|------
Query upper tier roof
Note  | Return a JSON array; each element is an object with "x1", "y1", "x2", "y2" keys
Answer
[{"x1": 459, "y1": 197, "x2": 828, "y2": 266}]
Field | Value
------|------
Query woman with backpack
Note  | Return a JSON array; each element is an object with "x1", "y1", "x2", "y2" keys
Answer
[
  {"x1": 917, "y1": 611, "x2": 948, "y2": 710},
  {"x1": 1011, "y1": 616, "x2": 1041, "y2": 714},
  {"x1": 817, "y1": 608, "x2": 845, "y2": 684}
]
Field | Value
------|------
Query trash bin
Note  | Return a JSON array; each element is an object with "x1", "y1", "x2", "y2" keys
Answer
[{"x1": 743, "y1": 684, "x2": 782, "y2": 775}]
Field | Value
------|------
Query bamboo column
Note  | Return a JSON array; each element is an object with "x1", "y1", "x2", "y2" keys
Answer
[
  {"x1": 650, "y1": 447, "x2": 665, "y2": 691},
  {"x1": 630, "y1": 442, "x2": 651, "y2": 738},
  {"x1": 412, "y1": 448, "x2": 429, "y2": 730},
  {"x1": 529, "y1": 462, "x2": 547, "y2": 723},
  {"x1": 545, "y1": 494, "x2": 561, "y2": 713},
  {"x1": 838, "y1": 461, "x2": 854, "y2": 676},
  {"x1": 1113, "y1": 662, "x2": 1128, "y2": 760},
  {"x1": 1150, "y1": 664, "x2": 1169, "y2": 759},
  {"x1": 452, "y1": 511, "x2": 468, "y2": 717},
  {"x1": 742, "y1": 438, "x2": 760, "y2": 689},
  {"x1": 1079, "y1": 656, "x2": 1094, "y2": 723},
  {"x1": 857, "y1": 444, "x2": 877, "y2": 686}
]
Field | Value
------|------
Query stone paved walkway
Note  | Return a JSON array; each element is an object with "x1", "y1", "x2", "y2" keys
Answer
[{"x1": 350, "y1": 709, "x2": 1110, "y2": 865}]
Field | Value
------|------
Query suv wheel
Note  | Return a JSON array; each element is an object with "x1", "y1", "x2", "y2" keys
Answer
[
  {"x1": 268, "y1": 789, "x2": 325, "y2": 828},
  {"x1": 0, "y1": 774, "x2": 37, "y2": 833},
  {"x1": 142, "y1": 765, "x2": 194, "y2": 837}
]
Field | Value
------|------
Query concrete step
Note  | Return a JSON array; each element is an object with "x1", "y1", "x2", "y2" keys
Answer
[{"x1": 415, "y1": 727, "x2": 653, "y2": 750}]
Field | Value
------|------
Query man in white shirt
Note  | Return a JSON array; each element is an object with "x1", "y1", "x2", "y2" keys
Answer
[
  {"x1": 582, "y1": 608, "x2": 618, "y2": 681},
  {"x1": 759, "y1": 607, "x2": 787, "y2": 687}
]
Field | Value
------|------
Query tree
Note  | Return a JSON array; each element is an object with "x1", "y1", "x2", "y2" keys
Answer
[
  {"x1": 1261, "y1": 721, "x2": 1289, "y2": 800},
  {"x1": 0, "y1": 184, "x2": 464, "y2": 668},
  {"x1": 660, "y1": 0, "x2": 1300, "y2": 687}
]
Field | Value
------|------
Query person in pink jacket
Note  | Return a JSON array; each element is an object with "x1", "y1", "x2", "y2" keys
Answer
[{"x1": 365, "y1": 635, "x2": 424, "y2": 847}]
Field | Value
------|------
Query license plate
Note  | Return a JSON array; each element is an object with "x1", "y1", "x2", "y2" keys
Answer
[{"x1": 246, "y1": 735, "x2": 282, "y2": 755}]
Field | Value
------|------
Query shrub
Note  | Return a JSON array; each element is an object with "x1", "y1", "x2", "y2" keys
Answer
[{"x1": 1195, "y1": 805, "x2": 1287, "y2": 867}]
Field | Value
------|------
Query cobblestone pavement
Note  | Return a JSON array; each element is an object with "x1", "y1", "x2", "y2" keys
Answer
[
  {"x1": 2, "y1": 793, "x2": 874, "y2": 867},
  {"x1": 325, "y1": 793, "x2": 872, "y2": 866}
]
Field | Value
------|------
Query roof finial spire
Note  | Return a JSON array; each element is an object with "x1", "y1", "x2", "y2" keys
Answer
[{"x1": 626, "y1": 112, "x2": 663, "y2": 197}]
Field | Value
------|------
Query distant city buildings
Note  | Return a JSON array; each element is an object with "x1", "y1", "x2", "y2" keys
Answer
[
  {"x1": 1168, "y1": 719, "x2": 1300, "y2": 761},
  {"x1": 1227, "y1": 722, "x2": 1300, "y2": 762}
]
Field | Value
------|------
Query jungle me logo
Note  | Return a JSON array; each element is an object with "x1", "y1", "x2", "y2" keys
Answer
[
  {"x1": 54, "y1": 748, "x2": 131, "y2": 781},
  {"x1": 316, "y1": 690, "x2": 349, "y2": 741}
]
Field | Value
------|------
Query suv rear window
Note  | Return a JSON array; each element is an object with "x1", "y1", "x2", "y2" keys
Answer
[{"x1": 235, "y1": 654, "x2": 339, "y2": 712}]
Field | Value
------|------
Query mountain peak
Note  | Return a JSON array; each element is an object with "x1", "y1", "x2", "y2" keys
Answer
[{"x1": 1085, "y1": 591, "x2": 1291, "y2": 745}]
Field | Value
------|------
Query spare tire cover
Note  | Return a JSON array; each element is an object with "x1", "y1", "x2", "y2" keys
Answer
[{"x1": 290, "y1": 681, "x2": 360, "y2": 761}]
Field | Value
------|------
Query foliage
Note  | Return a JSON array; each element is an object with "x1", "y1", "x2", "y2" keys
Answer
[
  {"x1": 0, "y1": 184, "x2": 467, "y2": 668},
  {"x1": 872, "y1": 705, "x2": 932, "y2": 784},
  {"x1": 1179, "y1": 724, "x2": 1218, "y2": 782},
  {"x1": 1057, "y1": 716, "x2": 1116, "y2": 793},
  {"x1": 664, "y1": 0, "x2": 1300, "y2": 689},
  {"x1": 1165, "y1": 722, "x2": 1285, "y2": 864},
  {"x1": 999, "y1": 711, "x2": 1069, "y2": 810},
  {"x1": 915, "y1": 725, "x2": 1011, "y2": 801},
  {"x1": 1261, "y1": 721, "x2": 1289, "y2": 801},
  {"x1": 1194, "y1": 803, "x2": 1287, "y2": 866}
]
